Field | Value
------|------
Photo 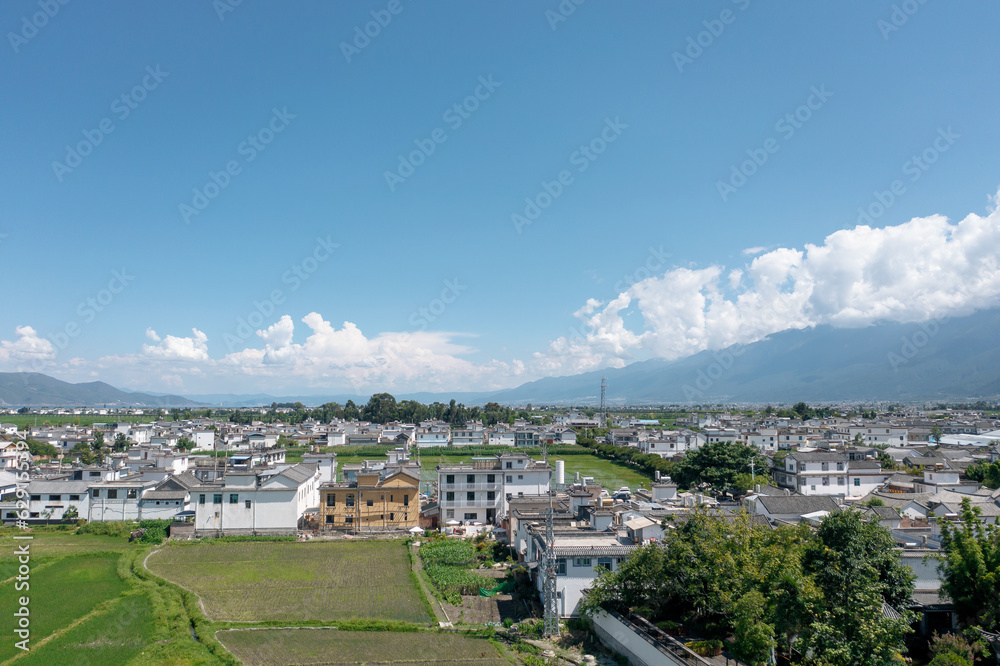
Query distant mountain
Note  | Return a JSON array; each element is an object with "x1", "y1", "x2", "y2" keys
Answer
[
  {"x1": 0, "y1": 373, "x2": 202, "y2": 407},
  {"x1": 484, "y1": 309, "x2": 1000, "y2": 405}
]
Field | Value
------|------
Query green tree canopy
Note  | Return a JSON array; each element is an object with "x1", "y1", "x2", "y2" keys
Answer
[
  {"x1": 937, "y1": 497, "x2": 1000, "y2": 630},
  {"x1": 673, "y1": 441, "x2": 768, "y2": 490}
]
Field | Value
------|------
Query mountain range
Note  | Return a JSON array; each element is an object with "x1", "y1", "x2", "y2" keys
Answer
[{"x1": 2, "y1": 309, "x2": 999, "y2": 407}]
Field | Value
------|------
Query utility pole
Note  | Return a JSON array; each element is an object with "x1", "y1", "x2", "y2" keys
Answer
[{"x1": 542, "y1": 465, "x2": 559, "y2": 637}]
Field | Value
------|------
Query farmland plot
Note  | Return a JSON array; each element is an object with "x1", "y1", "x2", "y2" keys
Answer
[
  {"x1": 146, "y1": 540, "x2": 432, "y2": 623},
  {"x1": 217, "y1": 628, "x2": 510, "y2": 665}
]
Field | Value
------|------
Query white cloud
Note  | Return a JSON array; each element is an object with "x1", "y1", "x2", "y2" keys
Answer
[
  {"x1": 534, "y1": 193, "x2": 1000, "y2": 375},
  {"x1": 0, "y1": 326, "x2": 57, "y2": 368},
  {"x1": 742, "y1": 245, "x2": 769, "y2": 256},
  {"x1": 141, "y1": 328, "x2": 209, "y2": 362}
]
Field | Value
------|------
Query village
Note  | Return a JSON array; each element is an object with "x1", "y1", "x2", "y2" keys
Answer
[{"x1": 3, "y1": 403, "x2": 1000, "y2": 664}]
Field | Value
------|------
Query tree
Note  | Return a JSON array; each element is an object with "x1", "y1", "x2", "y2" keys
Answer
[
  {"x1": 71, "y1": 442, "x2": 95, "y2": 465},
  {"x1": 90, "y1": 432, "x2": 105, "y2": 457},
  {"x1": 937, "y1": 497, "x2": 1000, "y2": 630},
  {"x1": 112, "y1": 433, "x2": 129, "y2": 453},
  {"x1": 62, "y1": 506, "x2": 79, "y2": 521},
  {"x1": 363, "y1": 393, "x2": 398, "y2": 424},
  {"x1": 175, "y1": 437, "x2": 195, "y2": 452},
  {"x1": 931, "y1": 425, "x2": 944, "y2": 444},
  {"x1": 800, "y1": 510, "x2": 915, "y2": 665},
  {"x1": 25, "y1": 439, "x2": 58, "y2": 458},
  {"x1": 927, "y1": 632, "x2": 982, "y2": 666},
  {"x1": 674, "y1": 441, "x2": 768, "y2": 490}
]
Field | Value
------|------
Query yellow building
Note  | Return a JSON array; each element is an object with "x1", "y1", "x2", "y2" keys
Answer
[{"x1": 319, "y1": 463, "x2": 420, "y2": 532}]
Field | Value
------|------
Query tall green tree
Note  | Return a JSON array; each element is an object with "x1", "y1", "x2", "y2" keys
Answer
[
  {"x1": 674, "y1": 441, "x2": 768, "y2": 490},
  {"x1": 937, "y1": 497, "x2": 1000, "y2": 630},
  {"x1": 800, "y1": 510, "x2": 915, "y2": 666}
]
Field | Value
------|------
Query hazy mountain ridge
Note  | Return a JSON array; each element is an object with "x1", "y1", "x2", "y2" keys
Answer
[{"x1": 0, "y1": 373, "x2": 202, "y2": 407}]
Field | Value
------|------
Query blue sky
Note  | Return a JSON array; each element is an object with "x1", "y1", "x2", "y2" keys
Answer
[{"x1": 2, "y1": 1, "x2": 999, "y2": 396}]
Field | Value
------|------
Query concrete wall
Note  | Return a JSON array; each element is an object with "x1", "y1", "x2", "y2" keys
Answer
[{"x1": 591, "y1": 609, "x2": 703, "y2": 666}]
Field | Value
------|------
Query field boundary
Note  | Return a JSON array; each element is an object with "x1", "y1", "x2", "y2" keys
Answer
[
  {"x1": 143, "y1": 545, "x2": 211, "y2": 619},
  {"x1": 1, "y1": 594, "x2": 123, "y2": 665}
]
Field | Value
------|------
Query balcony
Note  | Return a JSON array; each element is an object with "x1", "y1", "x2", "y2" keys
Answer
[
  {"x1": 440, "y1": 482, "x2": 499, "y2": 491},
  {"x1": 438, "y1": 499, "x2": 499, "y2": 508}
]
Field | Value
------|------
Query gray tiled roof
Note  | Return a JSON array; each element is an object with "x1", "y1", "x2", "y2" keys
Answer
[{"x1": 757, "y1": 495, "x2": 841, "y2": 515}]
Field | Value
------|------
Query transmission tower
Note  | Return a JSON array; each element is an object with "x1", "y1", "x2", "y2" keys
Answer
[
  {"x1": 600, "y1": 376, "x2": 607, "y2": 426},
  {"x1": 542, "y1": 501, "x2": 560, "y2": 637}
]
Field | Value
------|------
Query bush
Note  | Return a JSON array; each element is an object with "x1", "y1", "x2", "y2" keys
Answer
[{"x1": 76, "y1": 521, "x2": 136, "y2": 538}]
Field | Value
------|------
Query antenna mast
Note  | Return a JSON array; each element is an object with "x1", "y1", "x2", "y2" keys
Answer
[{"x1": 543, "y1": 480, "x2": 559, "y2": 637}]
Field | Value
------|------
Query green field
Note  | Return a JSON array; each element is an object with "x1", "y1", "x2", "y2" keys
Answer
[
  {"x1": 328, "y1": 444, "x2": 651, "y2": 491},
  {"x1": 0, "y1": 530, "x2": 136, "y2": 581},
  {"x1": 0, "y1": 553, "x2": 129, "y2": 662},
  {"x1": 146, "y1": 540, "x2": 432, "y2": 624},
  {"x1": 0, "y1": 414, "x2": 157, "y2": 429},
  {"x1": 14, "y1": 592, "x2": 154, "y2": 666},
  {"x1": 216, "y1": 628, "x2": 509, "y2": 665}
]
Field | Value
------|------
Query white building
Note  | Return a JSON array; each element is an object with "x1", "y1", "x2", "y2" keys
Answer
[
  {"x1": 774, "y1": 451, "x2": 849, "y2": 496},
  {"x1": 191, "y1": 463, "x2": 320, "y2": 536},
  {"x1": 437, "y1": 453, "x2": 551, "y2": 526}
]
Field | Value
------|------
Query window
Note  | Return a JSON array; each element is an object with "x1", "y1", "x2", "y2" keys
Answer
[
  {"x1": 108, "y1": 489, "x2": 119, "y2": 499},
  {"x1": 127, "y1": 489, "x2": 138, "y2": 499},
  {"x1": 556, "y1": 559, "x2": 567, "y2": 575},
  {"x1": 837, "y1": 477, "x2": 845, "y2": 486},
  {"x1": 821, "y1": 462, "x2": 829, "y2": 471},
  {"x1": 346, "y1": 494, "x2": 355, "y2": 507},
  {"x1": 467, "y1": 474, "x2": 475, "y2": 484},
  {"x1": 837, "y1": 462, "x2": 844, "y2": 471},
  {"x1": 389, "y1": 494, "x2": 393, "y2": 503},
  {"x1": 366, "y1": 499, "x2": 374, "y2": 507},
  {"x1": 48, "y1": 494, "x2": 60, "y2": 501},
  {"x1": 822, "y1": 477, "x2": 830, "y2": 486},
  {"x1": 389, "y1": 513, "x2": 394, "y2": 521},
  {"x1": 199, "y1": 494, "x2": 205, "y2": 504},
  {"x1": 230, "y1": 494, "x2": 239, "y2": 504},
  {"x1": 517, "y1": 475, "x2": 523, "y2": 480},
  {"x1": 506, "y1": 476, "x2": 512, "y2": 483},
  {"x1": 446, "y1": 474, "x2": 454, "y2": 484},
  {"x1": 403, "y1": 494, "x2": 409, "y2": 506},
  {"x1": 487, "y1": 474, "x2": 495, "y2": 483},
  {"x1": 464, "y1": 512, "x2": 477, "y2": 520},
  {"x1": 506, "y1": 462, "x2": 512, "y2": 469},
  {"x1": 213, "y1": 494, "x2": 222, "y2": 504},
  {"x1": 327, "y1": 494, "x2": 336, "y2": 507},
  {"x1": 446, "y1": 492, "x2": 454, "y2": 501},
  {"x1": 69, "y1": 494, "x2": 80, "y2": 501},
  {"x1": 467, "y1": 492, "x2": 475, "y2": 501},
  {"x1": 446, "y1": 509, "x2": 454, "y2": 518},
  {"x1": 30, "y1": 494, "x2": 40, "y2": 501},
  {"x1": 325, "y1": 514, "x2": 334, "y2": 524},
  {"x1": 597, "y1": 558, "x2": 613, "y2": 571},
  {"x1": 345, "y1": 516, "x2": 353, "y2": 524},
  {"x1": 854, "y1": 478, "x2": 860, "y2": 487},
  {"x1": 574, "y1": 557, "x2": 591, "y2": 567},
  {"x1": 245, "y1": 500, "x2": 252, "y2": 509},
  {"x1": 487, "y1": 491, "x2": 495, "y2": 501}
]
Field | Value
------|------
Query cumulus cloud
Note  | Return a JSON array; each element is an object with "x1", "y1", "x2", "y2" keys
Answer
[
  {"x1": 534, "y1": 194, "x2": 1000, "y2": 375},
  {"x1": 220, "y1": 313, "x2": 525, "y2": 392},
  {"x1": 141, "y1": 328, "x2": 209, "y2": 361},
  {"x1": 0, "y1": 326, "x2": 56, "y2": 367}
]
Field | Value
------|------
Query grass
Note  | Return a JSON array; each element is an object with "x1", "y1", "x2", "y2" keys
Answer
[
  {"x1": 146, "y1": 540, "x2": 433, "y2": 624},
  {"x1": 14, "y1": 592, "x2": 155, "y2": 666},
  {"x1": 0, "y1": 530, "x2": 137, "y2": 581},
  {"x1": 0, "y1": 553, "x2": 129, "y2": 662},
  {"x1": 329, "y1": 443, "x2": 651, "y2": 490},
  {"x1": 216, "y1": 628, "x2": 510, "y2": 665},
  {"x1": 0, "y1": 414, "x2": 156, "y2": 429}
]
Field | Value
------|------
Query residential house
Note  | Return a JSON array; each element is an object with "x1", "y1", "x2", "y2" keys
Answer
[
  {"x1": 319, "y1": 463, "x2": 420, "y2": 532},
  {"x1": 774, "y1": 451, "x2": 849, "y2": 496}
]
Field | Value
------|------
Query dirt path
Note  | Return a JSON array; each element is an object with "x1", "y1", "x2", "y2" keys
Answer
[{"x1": 409, "y1": 542, "x2": 453, "y2": 626}]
